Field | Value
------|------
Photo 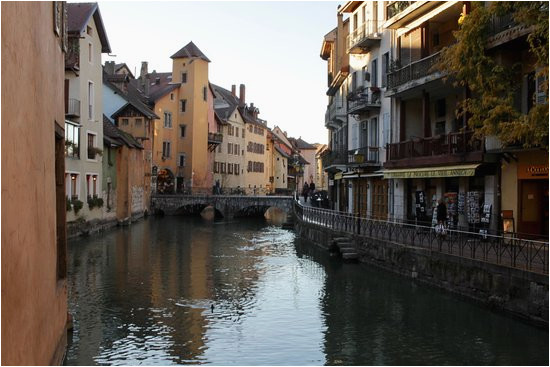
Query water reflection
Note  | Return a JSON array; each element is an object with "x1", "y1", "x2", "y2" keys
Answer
[{"x1": 66, "y1": 217, "x2": 548, "y2": 366}]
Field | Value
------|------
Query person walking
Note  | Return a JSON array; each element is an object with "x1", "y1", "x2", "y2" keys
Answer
[
  {"x1": 436, "y1": 198, "x2": 448, "y2": 237},
  {"x1": 302, "y1": 183, "x2": 310, "y2": 204}
]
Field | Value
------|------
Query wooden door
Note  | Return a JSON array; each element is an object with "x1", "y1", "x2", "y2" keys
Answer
[
  {"x1": 519, "y1": 180, "x2": 548, "y2": 237},
  {"x1": 372, "y1": 179, "x2": 388, "y2": 220}
]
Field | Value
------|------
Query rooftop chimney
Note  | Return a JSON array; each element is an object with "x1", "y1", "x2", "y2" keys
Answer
[
  {"x1": 231, "y1": 84, "x2": 236, "y2": 96},
  {"x1": 239, "y1": 84, "x2": 245, "y2": 106},
  {"x1": 140, "y1": 61, "x2": 148, "y2": 79},
  {"x1": 105, "y1": 61, "x2": 115, "y2": 75}
]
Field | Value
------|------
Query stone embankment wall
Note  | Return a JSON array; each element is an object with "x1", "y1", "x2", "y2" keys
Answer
[{"x1": 295, "y1": 219, "x2": 549, "y2": 327}]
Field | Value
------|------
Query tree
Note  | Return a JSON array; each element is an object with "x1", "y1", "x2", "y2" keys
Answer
[{"x1": 438, "y1": 1, "x2": 549, "y2": 149}]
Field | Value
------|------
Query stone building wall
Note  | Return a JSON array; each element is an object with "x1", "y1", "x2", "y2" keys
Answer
[{"x1": 295, "y1": 218, "x2": 548, "y2": 327}]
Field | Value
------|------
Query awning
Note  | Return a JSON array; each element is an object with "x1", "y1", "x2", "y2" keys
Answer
[
  {"x1": 342, "y1": 172, "x2": 384, "y2": 179},
  {"x1": 334, "y1": 172, "x2": 343, "y2": 180},
  {"x1": 383, "y1": 164, "x2": 480, "y2": 179}
]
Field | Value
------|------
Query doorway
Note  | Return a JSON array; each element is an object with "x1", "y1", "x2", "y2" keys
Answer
[{"x1": 518, "y1": 179, "x2": 549, "y2": 237}]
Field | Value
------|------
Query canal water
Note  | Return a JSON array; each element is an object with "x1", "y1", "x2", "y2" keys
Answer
[{"x1": 65, "y1": 217, "x2": 548, "y2": 365}]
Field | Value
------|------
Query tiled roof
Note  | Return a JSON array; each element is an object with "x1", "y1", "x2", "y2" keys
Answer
[
  {"x1": 170, "y1": 41, "x2": 211, "y2": 62},
  {"x1": 103, "y1": 115, "x2": 142, "y2": 149},
  {"x1": 294, "y1": 137, "x2": 316, "y2": 150},
  {"x1": 211, "y1": 83, "x2": 240, "y2": 121},
  {"x1": 67, "y1": 2, "x2": 111, "y2": 53},
  {"x1": 274, "y1": 145, "x2": 291, "y2": 159},
  {"x1": 103, "y1": 70, "x2": 158, "y2": 120},
  {"x1": 130, "y1": 72, "x2": 180, "y2": 103}
]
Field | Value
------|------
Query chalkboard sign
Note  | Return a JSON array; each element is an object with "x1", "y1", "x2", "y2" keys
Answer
[{"x1": 467, "y1": 191, "x2": 482, "y2": 224}]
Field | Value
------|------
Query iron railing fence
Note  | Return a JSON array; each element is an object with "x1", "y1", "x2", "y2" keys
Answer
[
  {"x1": 294, "y1": 200, "x2": 549, "y2": 274},
  {"x1": 387, "y1": 51, "x2": 441, "y2": 89}
]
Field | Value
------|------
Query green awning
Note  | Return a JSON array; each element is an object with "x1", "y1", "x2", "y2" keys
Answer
[{"x1": 383, "y1": 164, "x2": 480, "y2": 179}]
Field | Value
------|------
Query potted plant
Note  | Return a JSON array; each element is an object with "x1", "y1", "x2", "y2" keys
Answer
[
  {"x1": 72, "y1": 199, "x2": 83, "y2": 215},
  {"x1": 87, "y1": 146, "x2": 103, "y2": 159}
]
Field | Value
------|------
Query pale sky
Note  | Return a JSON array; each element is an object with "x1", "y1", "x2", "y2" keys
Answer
[{"x1": 99, "y1": 1, "x2": 341, "y2": 145}]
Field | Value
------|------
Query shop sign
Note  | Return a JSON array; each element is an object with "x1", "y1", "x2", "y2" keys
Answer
[
  {"x1": 384, "y1": 166, "x2": 477, "y2": 179},
  {"x1": 517, "y1": 164, "x2": 548, "y2": 179}
]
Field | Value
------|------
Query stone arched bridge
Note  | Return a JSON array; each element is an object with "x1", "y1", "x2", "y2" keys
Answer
[{"x1": 151, "y1": 194, "x2": 294, "y2": 219}]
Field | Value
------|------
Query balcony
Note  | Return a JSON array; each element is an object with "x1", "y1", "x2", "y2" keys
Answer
[
  {"x1": 386, "y1": 51, "x2": 442, "y2": 94},
  {"x1": 487, "y1": 14, "x2": 532, "y2": 49},
  {"x1": 325, "y1": 102, "x2": 346, "y2": 129},
  {"x1": 386, "y1": 1, "x2": 415, "y2": 20},
  {"x1": 208, "y1": 132, "x2": 223, "y2": 151},
  {"x1": 348, "y1": 147, "x2": 380, "y2": 166},
  {"x1": 65, "y1": 98, "x2": 80, "y2": 118},
  {"x1": 385, "y1": 130, "x2": 484, "y2": 168},
  {"x1": 347, "y1": 88, "x2": 381, "y2": 115},
  {"x1": 347, "y1": 20, "x2": 383, "y2": 54},
  {"x1": 321, "y1": 150, "x2": 347, "y2": 172}
]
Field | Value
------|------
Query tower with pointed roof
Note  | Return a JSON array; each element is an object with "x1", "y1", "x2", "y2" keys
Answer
[{"x1": 169, "y1": 41, "x2": 211, "y2": 192}]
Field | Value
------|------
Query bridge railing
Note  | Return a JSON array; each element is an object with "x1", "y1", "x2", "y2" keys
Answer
[{"x1": 294, "y1": 200, "x2": 549, "y2": 275}]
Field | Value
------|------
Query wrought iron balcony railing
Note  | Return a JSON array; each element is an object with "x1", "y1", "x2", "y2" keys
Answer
[
  {"x1": 325, "y1": 101, "x2": 346, "y2": 128},
  {"x1": 208, "y1": 132, "x2": 223, "y2": 144},
  {"x1": 387, "y1": 51, "x2": 441, "y2": 89},
  {"x1": 347, "y1": 88, "x2": 382, "y2": 114},
  {"x1": 386, "y1": 130, "x2": 482, "y2": 162},
  {"x1": 321, "y1": 149, "x2": 347, "y2": 168},
  {"x1": 386, "y1": 1, "x2": 415, "y2": 20},
  {"x1": 65, "y1": 98, "x2": 80, "y2": 117},
  {"x1": 347, "y1": 20, "x2": 384, "y2": 53},
  {"x1": 348, "y1": 146, "x2": 380, "y2": 165}
]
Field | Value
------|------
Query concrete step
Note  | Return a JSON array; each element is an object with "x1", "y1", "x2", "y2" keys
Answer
[
  {"x1": 333, "y1": 237, "x2": 351, "y2": 242},
  {"x1": 342, "y1": 253, "x2": 359, "y2": 260}
]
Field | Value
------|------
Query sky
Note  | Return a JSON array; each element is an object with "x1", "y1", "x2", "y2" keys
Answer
[{"x1": 98, "y1": 1, "x2": 341, "y2": 145}]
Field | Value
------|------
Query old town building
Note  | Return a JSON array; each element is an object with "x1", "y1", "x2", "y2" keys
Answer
[
  {"x1": 2, "y1": 2, "x2": 68, "y2": 364},
  {"x1": 64, "y1": 2, "x2": 111, "y2": 224}
]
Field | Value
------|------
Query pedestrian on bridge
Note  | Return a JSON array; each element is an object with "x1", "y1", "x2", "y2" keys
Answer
[{"x1": 302, "y1": 183, "x2": 310, "y2": 204}]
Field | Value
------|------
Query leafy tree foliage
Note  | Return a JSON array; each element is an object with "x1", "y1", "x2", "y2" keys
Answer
[{"x1": 438, "y1": 2, "x2": 548, "y2": 149}]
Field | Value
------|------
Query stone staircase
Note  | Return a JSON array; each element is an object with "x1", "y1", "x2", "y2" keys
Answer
[{"x1": 331, "y1": 236, "x2": 359, "y2": 261}]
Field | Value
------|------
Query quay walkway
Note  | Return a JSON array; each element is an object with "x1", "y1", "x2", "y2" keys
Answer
[{"x1": 294, "y1": 200, "x2": 549, "y2": 275}]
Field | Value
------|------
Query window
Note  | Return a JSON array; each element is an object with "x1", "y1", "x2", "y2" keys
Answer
[
  {"x1": 86, "y1": 25, "x2": 92, "y2": 36},
  {"x1": 242, "y1": 128, "x2": 245, "y2": 138},
  {"x1": 178, "y1": 153, "x2": 186, "y2": 167},
  {"x1": 228, "y1": 143, "x2": 233, "y2": 154},
  {"x1": 203, "y1": 86, "x2": 207, "y2": 101},
  {"x1": 122, "y1": 118, "x2": 129, "y2": 126},
  {"x1": 382, "y1": 52, "x2": 389, "y2": 87},
  {"x1": 87, "y1": 133, "x2": 97, "y2": 160},
  {"x1": 180, "y1": 124, "x2": 186, "y2": 138},
  {"x1": 135, "y1": 118, "x2": 142, "y2": 127},
  {"x1": 164, "y1": 112, "x2": 172, "y2": 128},
  {"x1": 181, "y1": 72, "x2": 187, "y2": 83},
  {"x1": 55, "y1": 129, "x2": 66, "y2": 280},
  {"x1": 66, "y1": 173, "x2": 80, "y2": 200},
  {"x1": 88, "y1": 42, "x2": 92, "y2": 63},
  {"x1": 371, "y1": 59, "x2": 378, "y2": 87},
  {"x1": 162, "y1": 141, "x2": 171, "y2": 158},
  {"x1": 86, "y1": 174, "x2": 98, "y2": 198},
  {"x1": 234, "y1": 164, "x2": 240, "y2": 175},
  {"x1": 228, "y1": 163, "x2": 233, "y2": 174},
  {"x1": 236, "y1": 128, "x2": 239, "y2": 137},
  {"x1": 170, "y1": 93, "x2": 174, "y2": 100},
  {"x1": 180, "y1": 99, "x2": 186, "y2": 113},
  {"x1": 65, "y1": 121, "x2": 80, "y2": 158},
  {"x1": 218, "y1": 144, "x2": 222, "y2": 153},
  {"x1": 221, "y1": 163, "x2": 226, "y2": 173},
  {"x1": 88, "y1": 82, "x2": 94, "y2": 120}
]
